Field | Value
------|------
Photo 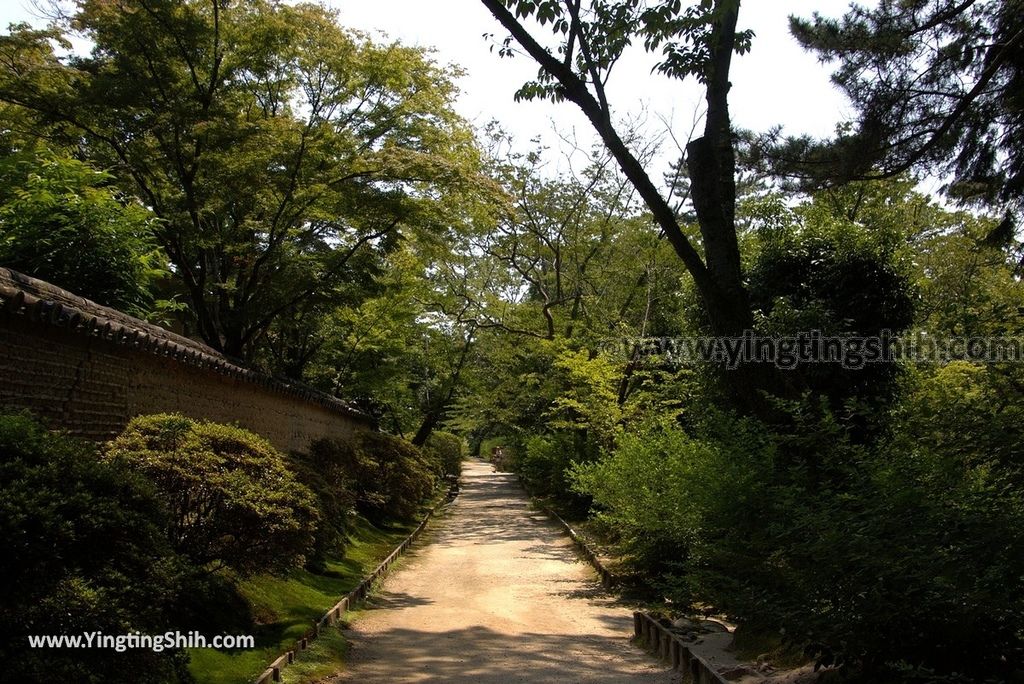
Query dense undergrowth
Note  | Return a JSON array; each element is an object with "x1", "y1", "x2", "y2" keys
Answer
[
  {"x1": 0, "y1": 411, "x2": 462, "y2": 683},
  {"x1": 470, "y1": 185, "x2": 1024, "y2": 683}
]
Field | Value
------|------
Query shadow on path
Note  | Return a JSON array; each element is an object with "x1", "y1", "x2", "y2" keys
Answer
[{"x1": 331, "y1": 460, "x2": 676, "y2": 683}]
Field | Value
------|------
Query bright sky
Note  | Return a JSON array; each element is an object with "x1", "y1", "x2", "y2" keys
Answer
[
  {"x1": 1, "y1": 0, "x2": 857, "y2": 169},
  {"x1": 327, "y1": 1, "x2": 856, "y2": 154}
]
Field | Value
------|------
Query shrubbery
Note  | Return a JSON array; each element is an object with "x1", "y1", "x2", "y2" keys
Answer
[
  {"x1": 105, "y1": 414, "x2": 319, "y2": 575},
  {"x1": 289, "y1": 445, "x2": 358, "y2": 573},
  {"x1": 422, "y1": 430, "x2": 464, "y2": 478},
  {"x1": 572, "y1": 414, "x2": 771, "y2": 577},
  {"x1": 0, "y1": 413, "x2": 189, "y2": 683},
  {"x1": 0, "y1": 410, "x2": 445, "y2": 681},
  {"x1": 573, "y1": 382, "x2": 1024, "y2": 682},
  {"x1": 310, "y1": 431, "x2": 437, "y2": 525},
  {"x1": 517, "y1": 433, "x2": 593, "y2": 516}
]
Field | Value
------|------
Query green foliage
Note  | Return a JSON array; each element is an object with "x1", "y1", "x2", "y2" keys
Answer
[
  {"x1": 0, "y1": 0, "x2": 491, "y2": 359},
  {"x1": 187, "y1": 512, "x2": 421, "y2": 684},
  {"x1": 106, "y1": 414, "x2": 319, "y2": 576},
  {"x1": 288, "y1": 448, "x2": 357, "y2": 574},
  {"x1": 518, "y1": 433, "x2": 593, "y2": 515},
  {"x1": 298, "y1": 243, "x2": 483, "y2": 441},
  {"x1": 499, "y1": 0, "x2": 753, "y2": 101},
  {"x1": 572, "y1": 413, "x2": 771, "y2": 578},
  {"x1": 422, "y1": 430, "x2": 464, "y2": 478},
  {"x1": 547, "y1": 347, "x2": 623, "y2": 448},
  {"x1": 0, "y1": 413, "x2": 189, "y2": 683},
  {"x1": 447, "y1": 145, "x2": 690, "y2": 493},
  {"x1": 777, "y1": 0, "x2": 1023, "y2": 212},
  {"x1": 0, "y1": 146, "x2": 167, "y2": 316},
  {"x1": 912, "y1": 212, "x2": 1024, "y2": 338},
  {"x1": 746, "y1": 183, "x2": 916, "y2": 410},
  {"x1": 309, "y1": 432, "x2": 436, "y2": 524},
  {"x1": 574, "y1": 377, "x2": 1024, "y2": 681},
  {"x1": 554, "y1": 177, "x2": 1024, "y2": 683}
]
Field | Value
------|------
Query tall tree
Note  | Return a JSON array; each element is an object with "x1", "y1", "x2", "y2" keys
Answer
[
  {"x1": 755, "y1": 0, "x2": 1024, "y2": 217},
  {"x1": 0, "y1": 0, "x2": 483, "y2": 358},
  {"x1": 479, "y1": 0, "x2": 788, "y2": 409},
  {"x1": 445, "y1": 145, "x2": 690, "y2": 448}
]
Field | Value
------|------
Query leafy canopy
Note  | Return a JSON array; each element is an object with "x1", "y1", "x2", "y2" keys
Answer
[
  {"x1": 0, "y1": 146, "x2": 167, "y2": 316},
  {"x1": 0, "y1": 0, "x2": 487, "y2": 358}
]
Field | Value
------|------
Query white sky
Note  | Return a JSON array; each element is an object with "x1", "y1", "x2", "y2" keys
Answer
[
  {"x1": 1, "y1": 0, "x2": 857, "y2": 171},
  {"x1": 328, "y1": 1, "x2": 855, "y2": 155}
]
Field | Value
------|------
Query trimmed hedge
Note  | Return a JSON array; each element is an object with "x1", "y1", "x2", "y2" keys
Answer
[
  {"x1": 289, "y1": 446, "x2": 358, "y2": 573},
  {"x1": 105, "y1": 413, "x2": 319, "y2": 575},
  {"x1": 309, "y1": 431, "x2": 437, "y2": 525}
]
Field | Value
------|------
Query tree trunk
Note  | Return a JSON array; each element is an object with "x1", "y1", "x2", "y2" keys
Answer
[
  {"x1": 411, "y1": 412, "x2": 440, "y2": 448},
  {"x1": 479, "y1": 0, "x2": 799, "y2": 417},
  {"x1": 411, "y1": 329, "x2": 477, "y2": 447}
]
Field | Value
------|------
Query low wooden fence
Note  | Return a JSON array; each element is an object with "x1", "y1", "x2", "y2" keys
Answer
[
  {"x1": 520, "y1": 472, "x2": 735, "y2": 682},
  {"x1": 253, "y1": 477, "x2": 460, "y2": 684}
]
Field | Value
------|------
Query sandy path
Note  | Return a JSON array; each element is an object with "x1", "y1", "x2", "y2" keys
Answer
[{"x1": 329, "y1": 460, "x2": 676, "y2": 683}]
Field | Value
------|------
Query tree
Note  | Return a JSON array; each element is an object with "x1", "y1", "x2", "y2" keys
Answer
[
  {"x1": 478, "y1": 0, "x2": 797, "y2": 411},
  {"x1": 444, "y1": 144, "x2": 693, "y2": 481},
  {"x1": 0, "y1": 145, "x2": 167, "y2": 316},
  {"x1": 755, "y1": 0, "x2": 1024, "y2": 216},
  {"x1": 0, "y1": 0, "x2": 484, "y2": 359},
  {"x1": 744, "y1": 181, "x2": 918, "y2": 413},
  {"x1": 914, "y1": 212, "x2": 1024, "y2": 337}
]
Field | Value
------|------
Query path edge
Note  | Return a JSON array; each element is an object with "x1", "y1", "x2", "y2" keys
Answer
[
  {"x1": 633, "y1": 612, "x2": 730, "y2": 684},
  {"x1": 511, "y1": 471, "x2": 618, "y2": 589},
  {"x1": 514, "y1": 470, "x2": 726, "y2": 683},
  {"x1": 541, "y1": 505, "x2": 618, "y2": 589},
  {"x1": 252, "y1": 477, "x2": 460, "y2": 684}
]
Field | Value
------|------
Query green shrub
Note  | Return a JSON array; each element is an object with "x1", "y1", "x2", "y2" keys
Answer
[
  {"x1": 0, "y1": 413, "x2": 189, "y2": 683},
  {"x1": 572, "y1": 414, "x2": 772, "y2": 578},
  {"x1": 290, "y1": 445, "x2": 358, "y2": 572},
  {"x1": 422, "y1": 430, "x2": 463, "y2": 478},
  {"x1": 520, "y1": 433, "x2": 572, "y2": 496},
  {"x1": 518, "y1": 432, "x2": 594, "y2": 516},
  {"x1": 309, "y1": 431, "x2": 435, "y2": 524},
  {"x1": 106, "y1": 414, "x2": 318, "y2": 575},
  {"x1": 573, "y1": 394, "x2": 1024, "y2": 682}
]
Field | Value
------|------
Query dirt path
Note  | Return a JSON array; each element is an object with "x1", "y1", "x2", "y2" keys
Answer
[{"x1": 329, "y1": 460, "x2": 677, "y2": 683}]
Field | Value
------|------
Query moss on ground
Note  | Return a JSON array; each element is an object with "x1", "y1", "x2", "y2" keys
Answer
[{"x1": 187, "y1": 511, "x2": 425, "y2": 684}]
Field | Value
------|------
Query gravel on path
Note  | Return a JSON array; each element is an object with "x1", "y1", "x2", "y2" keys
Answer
[{"x1": 328, "y1": 459, "x2": 677, "y2": 683}]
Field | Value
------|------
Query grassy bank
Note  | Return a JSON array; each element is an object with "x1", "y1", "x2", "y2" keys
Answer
[
  {"x1": 188, "y1": 513, "x2": 421, "y2": 684},
  {"x1": 278, "y1": 504, "x2": 449, "y2": 683}
]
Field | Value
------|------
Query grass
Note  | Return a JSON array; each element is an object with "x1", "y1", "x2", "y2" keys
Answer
[
  {"x1": 277, "y1": 627, "x2": 349, "y2": 684},
  {"x1": 276, "y1": 549, "x2": 422, "y2": 684},
  {"x1": 187, "y1": 512, "x2": 426, "y2": 684}
]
